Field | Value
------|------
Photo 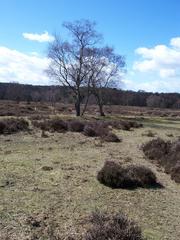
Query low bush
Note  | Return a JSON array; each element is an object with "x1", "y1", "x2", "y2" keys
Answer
[
  {"x1": 83, "y1": 125, "x2": 98, "y2": 137},
  {"x1": 0, "y1": 121, "x2": 6, "y2": 134},
  {"x1": 49, "y1": 119, "x2": 68, "y2": 132},
  {"x1": 84, "y1": 211, "x2": 144, "y2": 240},
  {"x1": 115, "y1": 120, "x2": 131, "y2": 131},
  {"x1": 129, "y1": 121, "x2": 143, "y2": 128},
  {"x1": 107, "y1": 120, "x2": 143, "y2": 131},
  {"x1": 142, "y1": 130, "x2": 156, "y2": 137},
  {"x1": 171, "y1": 164, "x2": 180, "y2": 183},
  {"x1": 68, "y1": 120, "x2": 85, "y2": 132},
  {"x1": 41, "y1": 166, "x2": 53, "y2": 171},
  {"x1": 0, "y1": 118, "x2": 29, "y2": 134},
  {"x1": 97, "y1": 161, "x2": 159, "y2": 189},
  {"x1": 142, "y1": 138, "x2": 171, "y2": 160},
  {"x1": 102, "y1": 132, "x2": 121, "y2": 142},
  {"x1": 142, "y1": 138, "x2": 180, "y2": 183},
  {"x1": 83, "y1": 122, "x2": 109, "y2": 138},
  {"x1": 32, "y1": 118, "x2": 68, "y2": 133}
]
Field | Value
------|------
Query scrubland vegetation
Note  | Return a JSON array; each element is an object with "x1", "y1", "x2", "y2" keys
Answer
[{"x1": 0, "y1": 100, "x2": 180, "y2": 240}]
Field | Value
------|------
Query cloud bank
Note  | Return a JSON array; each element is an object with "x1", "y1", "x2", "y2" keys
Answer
[
  {"x1": 23, "y1": 31, "x2": 55, "y2": 42},
  {"x1": 131, "y1": 37, "x2": 180, "y2": 92},
  {"x1": 134, "y1": 37, "x2": 180, "y2": 78},
  {"x1": 1, "y1": 36, "x2": 180, "y2": 92},
  {"x1": 0, "y1": 46, "x2": 50, "y2": 85}
]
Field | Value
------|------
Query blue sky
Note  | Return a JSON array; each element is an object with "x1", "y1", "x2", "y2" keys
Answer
[{"x1": 0, "y1": 0, "x2": 180, "y2": 92}]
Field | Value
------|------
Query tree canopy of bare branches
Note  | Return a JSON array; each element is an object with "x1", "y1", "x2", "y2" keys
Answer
[{"x1": 46, "y1": 19, "x2": 125, "y2": 116}]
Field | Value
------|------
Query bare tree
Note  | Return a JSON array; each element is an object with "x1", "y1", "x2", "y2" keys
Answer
[
  {"x1": 87, "y1": 47, "x2": 125, "y2": 116},
  {"x1": 46, "y1": 20, "x2": 101, "y2": 116}
]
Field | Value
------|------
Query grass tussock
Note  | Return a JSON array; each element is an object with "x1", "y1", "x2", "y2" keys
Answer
[{"x1": 97, "y1": 161, "x2": 159, "y2": 189}]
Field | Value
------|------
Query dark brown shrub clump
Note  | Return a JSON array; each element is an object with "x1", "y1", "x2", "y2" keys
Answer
[
  {"x1": 97, "y1": 161, "x2": 159, "y2": 189},
  {"x1": 142, "y1": 130, "x2": 156, "y2": 137},
  {"x1": 48, "y1": 119, "x2": 68, "y2": 132},
  {"x1": 32, "y1": 118, "x2": 68, "y2": 133},
  {"x1": 0, "y1": 121, "x2": 6, "y2": 134},
  {"x1": 129, "y1": 121, "x2": 143, "y2": 128},
  {"x1": 107, "y1": 120, "x2": 143, "y2": 131},
  {"x1": 68, "y1": 120, "x2": 85, "y2": 132},
  {"x1": 83, "y1": 122, "x2": 109, "y2": 138},
  {"x1": 83, "y1": 125, "x2": 98, "y2": 137},
  {"x1": 115, "y1": 120, "x2": 131, "y2": 131},
  {"x1": 0, "y1": 118, "x2": 29, "y2": 134},
  {"x1": 83, "y1": 121, "x2": 121, "y2": 143},
  {"x1": 142, "y1": 138, "x2": 171, "y2": 160},
  {"x1": 142, "y1": 138, "x2": 180, "y2": 183},
  {"x1": 171, "y1": 164, "x2": 180, "y2": 183},
  {"x1": 41, "y1": 166, "x2": 53, "y2": 171},
  {"x1": 102, "y1": 132, "x2": 121, "y2": 142},
  {"x1": 84, "y1": 211, "x2": 144, "y2": 240}
]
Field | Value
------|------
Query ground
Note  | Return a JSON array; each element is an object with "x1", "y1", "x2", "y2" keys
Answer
[{"x1": 0, "y1": 102, "x2": 180, "y2": 239}]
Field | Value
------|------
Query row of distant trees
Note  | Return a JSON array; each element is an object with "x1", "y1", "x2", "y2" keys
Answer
[
  {"x1": 0, "y1": 82, "x2": 180, "y2": 109},
  {"x1": 46, "y1": 20, "x2": 125, "y2": 116}
]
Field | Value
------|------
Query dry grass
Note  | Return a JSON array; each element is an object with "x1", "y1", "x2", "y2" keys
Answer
[{"x1": 0, "y1": 106, "x2": 180, "y2": 239}]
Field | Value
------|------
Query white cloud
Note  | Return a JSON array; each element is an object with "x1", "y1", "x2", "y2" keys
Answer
[
  {"x1": 23, "y1": 31, "x2": 54, "y2": 42},
  {"x1": 170, "y1": 37, "x2": 180, "y2": 48},
  {"x1": 123, "y1": 77, "x2": 180, "y2": 93},
  {"x1": 159, "y1": 68, "x2": 176, "y2": 78},
  {"x1": 131, "y1": 37, "x2": 180, "y2": 92},
  {"x1": 0, "y1": 46, "x2": 51, "y2": 85},
  {"x1": 134, "y1": 39, "x2": 180, "y2": 77}
]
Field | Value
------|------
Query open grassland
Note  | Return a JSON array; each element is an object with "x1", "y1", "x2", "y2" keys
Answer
[{"x1": 0, "y1": 104, "x2": 180, "y2": 239}]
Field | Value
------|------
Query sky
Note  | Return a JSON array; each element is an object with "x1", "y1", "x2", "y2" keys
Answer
[{"x1": 0, "y1": 0, "x2": 180, "y2": 92}]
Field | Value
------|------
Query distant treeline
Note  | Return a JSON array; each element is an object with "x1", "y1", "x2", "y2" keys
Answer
[{"x1": 0, "y1": 82, "x2": 180, "y2": 109}]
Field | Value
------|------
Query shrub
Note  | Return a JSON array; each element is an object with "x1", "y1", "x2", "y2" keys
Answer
[
  {"x1": 68, "y1": 120, "x2": 85, "y2": 132},
  {"x1": 0, "y1": 121, "x2": 6, "y2": 134},
  {"x1": 97, "y1": 161, "x2": 159, "y2": 189},
  {"x1": 0, "y1": 118, "x2": 29, "y2": 134},
  {"x1": 107, "y1": 120, "x2": 143, "y2": 131},
  {"x1": 84, "y1": 211, "x2": 144, "y2": 240},
  {"x1": 119, "y1": 121, "x2": 132, "y2": 131},
  {"x1": 129, "y1": 121, "x2": 143, "y2": 128},
  {"x1": 108, "y1": 120, "x2": 131, "y2": 131},
  {"x1": 84, "y1": 125, "x2": 98, "y2": 137},
  {"x1": 142, "y1": 130, "x2": 156, "y2": 137},
  {"x1": 171, "y1": 164, "x2": 180, "y2": 183},
  {"x1": 142, "y1": 138, "x2": 180, "y2": 183},
  {"x1": 32, "y1": 118, "x2": 68, "y2": 132},
  {"x1": 102, "y1": 132, "x2": 121, "y2": 142},
  {"x1": 142, "y1": 138, "x2": 171, "y2": 160},
  {"x1": 83, "y1": 122, "x2": 109, "y2": 137},
  {"x1": 49, "y1": 119, "x2": 68, "y2": 132},
  {"x1": 94, "y1": 123, "x2": 109, "y2": 137},
  {"x1": 41, "y1": 166, "x2": 53, "y2": 171}
]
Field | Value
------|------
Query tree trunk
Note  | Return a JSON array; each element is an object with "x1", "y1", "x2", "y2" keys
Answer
[
  {"x1": 75, "y1": 93, "x2": 81, "y2": 116},
  {"x1": 75, "y1": 101, "x2": 80, "y2": 116},
  {"x1": 96, "y1": 95, "x2": 105, "y2": 116},
  {"x1": 99, "y1": 103, "x2": 105, "y2": 116},
  {"x1": 81, "y1": 93, "x2": 91, "y2": 116}
]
